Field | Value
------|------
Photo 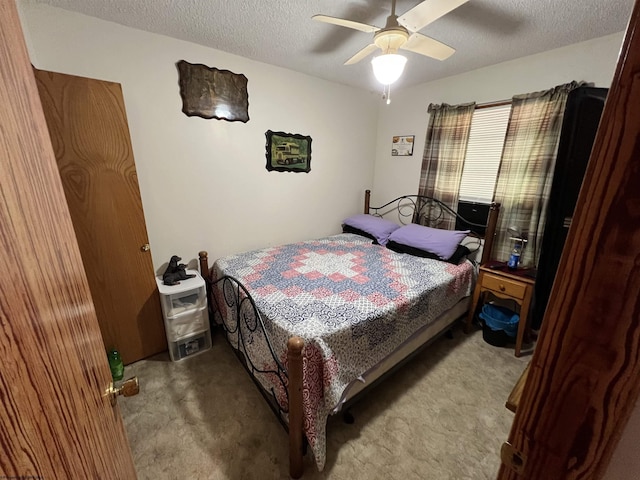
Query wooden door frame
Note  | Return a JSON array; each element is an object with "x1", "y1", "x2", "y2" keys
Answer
[{"x1": 497, "y1": 1, "x2": 640, "y2": 478}]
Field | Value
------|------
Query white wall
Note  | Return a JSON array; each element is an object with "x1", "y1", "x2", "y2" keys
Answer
[
  {"x1": 18, "y1": 2, "x2": 379, "y2": 271},
  {"x1": 371, "y1": 32, "x2": 625, "y2": 207}
]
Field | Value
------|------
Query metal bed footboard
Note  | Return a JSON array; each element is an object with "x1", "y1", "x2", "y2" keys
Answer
[{"x1": 198, "y1": 253, "x2": 305, "y2": 479}]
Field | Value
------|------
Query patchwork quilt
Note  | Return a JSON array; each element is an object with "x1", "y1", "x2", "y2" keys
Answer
[{"x1": 212, "y1": 233, "x2": 475, "y2": 471}]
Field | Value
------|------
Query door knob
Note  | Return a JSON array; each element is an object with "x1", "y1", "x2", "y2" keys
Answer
[
  {"x1": 107, "y1": 376, "x2": 139, "y2": 406},
  {"x1": 140, "y1": 243, "x2": 150, "y2": 252}
]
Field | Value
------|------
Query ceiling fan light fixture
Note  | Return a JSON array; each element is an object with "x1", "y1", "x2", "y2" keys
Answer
[{"x1": 371, "y1": 53, "x2": 407, "y2": 85}]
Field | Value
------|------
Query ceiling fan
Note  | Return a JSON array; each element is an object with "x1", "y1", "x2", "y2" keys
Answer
[{"x1": 313, "y1": 0, "x2": 469, "y2": 85}]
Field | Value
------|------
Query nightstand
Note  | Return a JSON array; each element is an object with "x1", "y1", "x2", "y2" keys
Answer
[{"x1": 465, "y1": 263, "x2": 536, "y2": 357}]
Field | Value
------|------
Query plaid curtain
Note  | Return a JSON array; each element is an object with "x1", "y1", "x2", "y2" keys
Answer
[
  {"x1": 417, "y1": 102, "x2": 475, "y2": 229},
  {"x1": 493, "y1": 81, "x2": 584, "y2": 266}
]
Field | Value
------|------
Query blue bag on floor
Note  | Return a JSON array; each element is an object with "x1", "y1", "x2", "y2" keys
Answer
[{"x1": 479, "y1": 304, "x2": 519, "y2": 338}]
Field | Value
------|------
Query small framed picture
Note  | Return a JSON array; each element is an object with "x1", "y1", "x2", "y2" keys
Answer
[
  {"x1": 265, "y1": 130, "x2": 312, "y2": 173},
  {"x1": 391, "y1": 135, "x2": 415, "y2": 156}
]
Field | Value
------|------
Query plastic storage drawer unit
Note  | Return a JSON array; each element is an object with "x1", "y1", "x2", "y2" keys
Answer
[{"x1": 156, "y1": 269, "x2": 211, "y2": 361}]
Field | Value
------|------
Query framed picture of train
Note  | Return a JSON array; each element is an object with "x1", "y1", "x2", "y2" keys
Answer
[{"x1": 265, "y1": 130, "x2": 312, "y2": 173}]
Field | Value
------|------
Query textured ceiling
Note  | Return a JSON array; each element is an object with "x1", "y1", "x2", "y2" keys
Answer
[{"x1": 34, "y1": 0, "x2": 634, "y2": 92}]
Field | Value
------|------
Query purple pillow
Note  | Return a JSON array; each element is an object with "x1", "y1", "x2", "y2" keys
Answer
[
  {"x1": 387, "y1": 224, "x2": 470, "y2": 260},
  {"x1": 342, "y1": 214, "x2": 400, "y2": 246}
]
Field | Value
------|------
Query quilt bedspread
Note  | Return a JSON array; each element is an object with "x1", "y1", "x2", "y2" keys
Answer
[{"x1": 212, "y1": 233, "x2": 475, "y2": 471}]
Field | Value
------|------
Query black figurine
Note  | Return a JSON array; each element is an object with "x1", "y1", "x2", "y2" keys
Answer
[{"x1": 162, "y1": 255, "x2": 195, "y2": 286}]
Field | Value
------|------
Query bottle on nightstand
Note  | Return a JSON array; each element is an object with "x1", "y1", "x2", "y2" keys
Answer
[{"x1": 507, "y1": 243, "x2": 521, "y2": 270}]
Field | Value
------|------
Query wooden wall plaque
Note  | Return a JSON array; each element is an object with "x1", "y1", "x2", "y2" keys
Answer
[{"x1": 177, "y1": 60, "x2": 249, "y2": 123}]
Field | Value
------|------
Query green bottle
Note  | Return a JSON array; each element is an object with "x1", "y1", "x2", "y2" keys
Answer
[{"x1": 108, "y1": 348, "x2": 124, "y2": 381}]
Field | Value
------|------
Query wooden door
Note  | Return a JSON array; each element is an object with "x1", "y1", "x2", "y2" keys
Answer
[
  {"x1": 33, "y1": 68, "x2": 166, "y2": 364},
  {"x1": 0, "y1": 1, "x2": 137, "y2": 477},
  {"x1": 497, "y1": 0, "x2": 640, "y2": 478}
]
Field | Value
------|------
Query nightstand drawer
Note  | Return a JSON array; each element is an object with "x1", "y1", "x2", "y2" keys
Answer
[{"x1": 482, "y1": 273, "x2": 526, "y2": 299}]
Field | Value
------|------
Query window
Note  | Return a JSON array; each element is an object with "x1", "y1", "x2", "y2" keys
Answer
[{"x1": 457, "y1": 104, "x2": 511, "y2": 204}]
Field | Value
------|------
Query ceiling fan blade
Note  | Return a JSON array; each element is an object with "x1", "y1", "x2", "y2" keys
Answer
[
  {"x1": 398, "y1": 0, "x2": 469, "y2": 32},
  {"x1": 400, "y1": 33, "x2": 455, "y2": 61},
  {"x1": 312, "y1": 14, "x2": 380, "y2": 33},
  {"x1": 344, "y1": 44, "x2": 379, "y2": 65}
]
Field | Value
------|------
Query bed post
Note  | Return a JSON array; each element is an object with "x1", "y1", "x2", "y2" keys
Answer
[
  {"x1": 288, "y1": 336, "x2": 305, "y2": 479},
  {"x1": 481, "y1": 202, "x2": 501, "y2": 265},
  {"x1": 198, "y1": 251, "x2": 210, "y2": 279},
  {"x1": 364, "y1": 189, "x2": 371, "y2": 214}
]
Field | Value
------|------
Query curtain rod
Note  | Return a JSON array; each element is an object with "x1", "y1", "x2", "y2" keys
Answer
[{"x1": 476, "y1": 99, "x2": 511, "y2": 109}]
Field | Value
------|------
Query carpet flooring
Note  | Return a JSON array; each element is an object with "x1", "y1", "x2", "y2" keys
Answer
[{"x1": 120, "y1": 323, "x2": 529, "y2": 479}]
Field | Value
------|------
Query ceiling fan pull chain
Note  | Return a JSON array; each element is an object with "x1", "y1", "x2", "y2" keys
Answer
[{"x1": 382, "y1": 84, "x2": 391, "y2": 105}]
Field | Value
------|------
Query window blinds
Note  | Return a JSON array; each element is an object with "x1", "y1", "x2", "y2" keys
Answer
[{"x1": 457, "y1": 104, "x2": 511, "y2": 204}]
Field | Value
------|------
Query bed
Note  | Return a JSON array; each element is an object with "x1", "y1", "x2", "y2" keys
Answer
[{"x1": 198, "y1": 190, "x2": 499, "y2": 478}]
